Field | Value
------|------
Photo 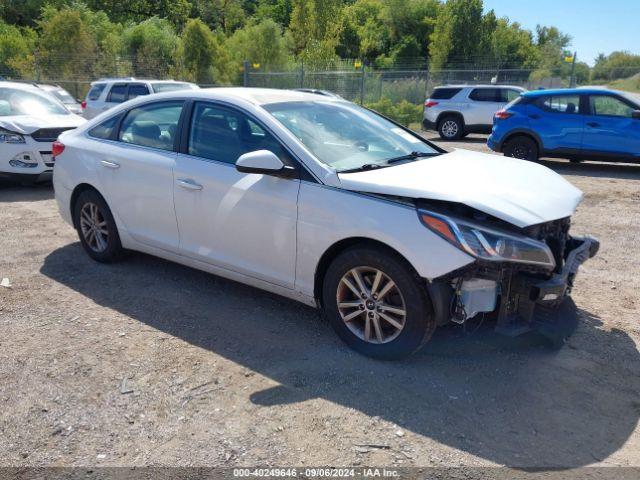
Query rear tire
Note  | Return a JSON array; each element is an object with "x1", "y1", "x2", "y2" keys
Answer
[
  {"x1": 503, "y1": 135, "x2": 539, "y2": 161},
  {"x1": 73, "y1": 189, "x2": 125, "y2": 263},
  {"x1": 322, "y1": 246, "x2": 436, "y2": 360},
  {"x1": 438, "y1": 116, "x2": 463, "y2": 140}
]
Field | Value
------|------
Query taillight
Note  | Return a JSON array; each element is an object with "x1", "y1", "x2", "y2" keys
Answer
[
  {"x1": 52, "y1": 140, "x2": 65, "y2": 157},
  {"x1": 424, "y1": 101, "x2": 439, "y2": 108},
  {"x1": 81, "y1": 100, "x2": 87, "y2": 110},
  {"x1": 494, "y1": 109, "x2": 513, "y2": 120}
]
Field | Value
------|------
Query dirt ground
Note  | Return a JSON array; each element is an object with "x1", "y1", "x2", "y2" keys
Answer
[{"x1": 1, "y1": 134, "x2": 639, "y2": 470}]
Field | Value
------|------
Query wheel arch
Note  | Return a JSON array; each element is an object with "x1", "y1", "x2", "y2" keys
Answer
[
  {"x1": 69, "y1": 183, "x2": 105, "y2": 229},
  {"x1": 501, "y1": 129, "x2": 543, "y2": 153},
  {"x1": 436, "y1": 111, "x2": 465, "y2": 129},
  {"x1": 313, "y1": 236, "x2": 453, "y2": 325}
]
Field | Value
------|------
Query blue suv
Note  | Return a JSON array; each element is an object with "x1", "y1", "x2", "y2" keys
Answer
[{"x1": 488, "y1": 88, "x2": 640, "y2": 163}]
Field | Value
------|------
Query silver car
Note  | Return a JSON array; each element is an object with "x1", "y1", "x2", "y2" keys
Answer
[{"x1": 423, "y1": 85, "x2": 525, "y2": 140}]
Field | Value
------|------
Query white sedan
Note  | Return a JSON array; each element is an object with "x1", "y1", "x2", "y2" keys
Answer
[
  {"x1": 52, "y1": 88, "x2": 598, "y2": 359},
  {"x1": 0, "y1": 81, "x2": 85, "y2": 183}
]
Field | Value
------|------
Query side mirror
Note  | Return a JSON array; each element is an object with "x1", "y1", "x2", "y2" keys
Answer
[
  {"x1": 632, "y1": 110, "x2": 640, "y2": 120},
  {"x1": 235, "y1": 150, "x2": 296, "y2": 177}
]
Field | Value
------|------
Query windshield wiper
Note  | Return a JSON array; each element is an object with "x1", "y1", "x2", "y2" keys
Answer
[
  {"x1": 339, "y1": 163, "x2": 387, "y2": 173},
  {"x1": 385, "y1": 151, "x2": 441, "y2": 164},
  {"x1": 338, "y1": 152, "x2": 441, "y2": 174}
]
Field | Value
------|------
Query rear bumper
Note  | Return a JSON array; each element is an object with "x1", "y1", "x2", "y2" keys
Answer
[
  {"x1": 422, "y1": 119, "x2": 437, "y2": 131},
  {"x1": 487, "y1": 136, "x2": 501, "y2": 152},
  {"x1": 495, "y1": 235, "x2": 600, "y2": 341}
]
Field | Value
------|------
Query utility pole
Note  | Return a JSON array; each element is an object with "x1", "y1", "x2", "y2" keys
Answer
[
  {"x1": 360, "y1": 62, "x2": 366, "y2": 105},
  {"x1": 243, "y1": 60, "x2": 249, "y2": 87},
  {"x1": 569, "y1": 51, "x2": 577, "y2": 88}
]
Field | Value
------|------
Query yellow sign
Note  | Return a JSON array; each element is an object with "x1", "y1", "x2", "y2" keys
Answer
[
  {"x1": 564, "y1": 56, "x2": 574, "y2": 63},
  {"x1": 252, "y1": 63, "x2": 261, "y2": 69},
  {"x1": 354, "y1": 60, "x2": 362, "y2": 69}
]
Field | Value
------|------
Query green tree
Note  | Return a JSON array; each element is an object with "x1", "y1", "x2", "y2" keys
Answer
[
  {"x1": 194, "y1": 0, "x2": 246, "y2": 34},
  {"x1": 84, "y1": 0, "x2": 192, "y2": 29},
  {"x1": 0, "y1": 21, "x2": 37, "y2": 77},
  {"x1": 226, "y1": 19, "x2": 291, "y2": 69},
  {"x1": 592, "y1": 51, "x2": 640, "y2": 80},
  {"x1": 175, "y1": 18, "x2": 233, "y2": 84},
  {"x1": 255, "y1": 0, "x2": 293, "y2": 26},
  {"x1": 123, "y1": 17, "x2": 178, "y2": 78},
  {"x1": 37, "y1": 6, "x2": 97, "y2": 80},
  {"x1": 429, "y1": 0, "x2": 484, "y2": 69}
]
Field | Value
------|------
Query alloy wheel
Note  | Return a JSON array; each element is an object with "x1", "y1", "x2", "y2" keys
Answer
[
  {"x1": 336, "y1": 266, "x2": 407, "y2": 344},
  {"x1": 79, "y1": 202, "x2": 109, "y2": 253},
  {"x1": 441, "y1": 120, "x2": 459, "y2": 138}
]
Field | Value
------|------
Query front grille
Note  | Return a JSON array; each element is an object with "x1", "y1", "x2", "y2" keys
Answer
[{"x1": 30, "y1": 127, "x2": 74, "y2": 142}]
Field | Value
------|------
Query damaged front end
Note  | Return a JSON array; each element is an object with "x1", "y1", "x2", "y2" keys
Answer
[{"x1": 419, "y1": 206, "x2": 599, "y2": 343}]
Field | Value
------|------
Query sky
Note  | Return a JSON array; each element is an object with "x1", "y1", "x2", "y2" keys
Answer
[{"x1": 482, "y1": 0, "x2": 639, "y2": 65}]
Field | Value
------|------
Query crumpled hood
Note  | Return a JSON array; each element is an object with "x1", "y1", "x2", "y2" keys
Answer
[
  {"x1": 338, "y1": 149, "x2": 584, "y2": 228},
  {"x1": 0, "y1": 114, "x2": 85, "y2": 134}
]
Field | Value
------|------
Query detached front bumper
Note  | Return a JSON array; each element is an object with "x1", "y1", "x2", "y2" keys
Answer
[{"x1": 494, "y1": 235, "x2": 600, "y2": 341}]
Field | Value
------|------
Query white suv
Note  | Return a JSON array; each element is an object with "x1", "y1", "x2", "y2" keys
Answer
[
  {"x1": 82, "y1": 78, "x2": 198, "y2": 119},
  {"x1": 423, "y1": 85, "x2": 525, "y2": 140}
]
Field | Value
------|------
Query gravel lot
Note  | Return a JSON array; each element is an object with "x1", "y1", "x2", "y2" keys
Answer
[{"x1": 1, "y1": 133, "x2": 639, "y2": 470}]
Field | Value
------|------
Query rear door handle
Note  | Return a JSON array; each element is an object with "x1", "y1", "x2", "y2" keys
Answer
[
  {"x1": 528, "y1": 114, "x2": 541, "y2": 119},
  {"x1": 587, "y1": 122, "x2": 600, "y2": 128},
  {"x1": 100, "y1": 160, "x2": 120, "y2": 169},
  {"x1": 176, "y1": 178, "x2": 203, "y2": 191}
]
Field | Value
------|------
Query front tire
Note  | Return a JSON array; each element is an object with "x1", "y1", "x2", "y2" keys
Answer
[
  {"x1": 322, "y1": 246, "x2": 436, "y2": 360},
  {"x1": 73, "y1": 189, "x2": 124, "y2": 263},
  {"x1": 438, "y1": 116, "x2": 463, "y2": 140},
  {"x1": 504, "y1": 135, "x2": 539, "y2": 161}
]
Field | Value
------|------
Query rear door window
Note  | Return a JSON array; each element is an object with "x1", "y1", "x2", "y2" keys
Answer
[
  {"x1": 538, "y1": 95, "x2": 581, "y2": 114},
  {"x1": 107, "y1": 84, "x2": 127, "y2": 103},
  {"x1": 430, "y1": 88, "x2": 462, "y2": 100},
  {"x1": 118, "y1": 101, "x2": 184, "y2": 151},
  {"x1": 469, "y1": 88, "x2": 501, "y2": 102},
  {"x1": 127, "y1": 84, "x2": 150, "y2": 100}
]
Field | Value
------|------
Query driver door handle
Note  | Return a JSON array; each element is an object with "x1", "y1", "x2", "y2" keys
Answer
[
  {"x1": 100, "y1": 160, "x2": 120, "y2": 169},
  {"x1": 587, "y1": 122, "x2": 601, "y2": 128},
  {"x1": 176, "y1": 178, "x2": 203, "y2": 191}
]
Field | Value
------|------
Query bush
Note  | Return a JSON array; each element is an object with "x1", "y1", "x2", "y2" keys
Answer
[{"x1": 365, "y1": 97, "x2": 423, "y2": 127}]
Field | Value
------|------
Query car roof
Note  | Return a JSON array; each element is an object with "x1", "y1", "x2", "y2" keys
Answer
[
  {"x1": 143, "y1": 87, "x2": 346, "y2": 106},
  {"x1": 435, "y1": 84, "x2": 525, "y2": 89},
  {"x1": 0, "y1": 81, "x2": 47, "y2": 93},
  {"x1": 91, "y1": 78, "x2": 192, "y2": 84},
  {"x1": 523, "y1": 87, "x2": 626, "y2": 98}
]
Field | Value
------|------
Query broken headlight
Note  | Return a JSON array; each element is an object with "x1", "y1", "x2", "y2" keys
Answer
[{"x1": 419, "y1": 210, "x2": 555, "y2": 268}]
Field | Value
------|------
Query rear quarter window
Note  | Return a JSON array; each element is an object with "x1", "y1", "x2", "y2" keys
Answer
[
  {"x1": 469, "y1": 88, "x2": 501, "y2": 102},
  {"x1": 88, "y1": 114, "x2": 120, "y2": 140},
  {"x1": 430, "y1": 88, "x2": 462, "y2": 100}
]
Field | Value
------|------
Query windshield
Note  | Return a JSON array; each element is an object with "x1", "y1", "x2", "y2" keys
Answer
[
  {"x1": 263, "y1": 101, "x2": 439, "y2": 171},
  {"x1": 151, "y1": 82, "x2": 196, "y2": 93},
  {"x1": 621, "y1": 91, "x2": 640, "y2": 106},
  {"x1": 0, "y1": 87, "x2": 69, "y2": 116}
]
